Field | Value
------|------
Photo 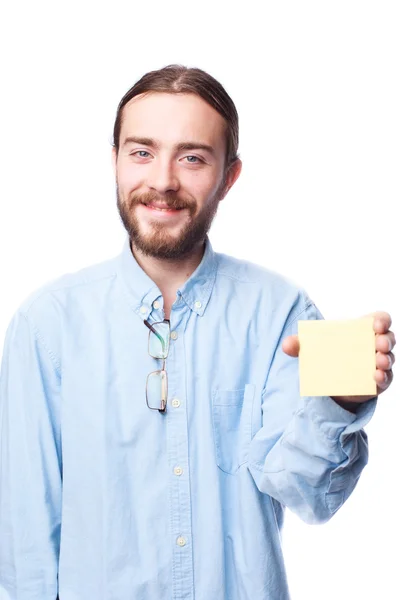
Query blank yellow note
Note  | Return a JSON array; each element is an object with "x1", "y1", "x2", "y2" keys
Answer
[{"x1": 298, "y1": 318, "x2": 377, "y2": 397}]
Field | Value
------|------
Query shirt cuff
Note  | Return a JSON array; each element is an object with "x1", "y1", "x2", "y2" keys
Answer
[{"x1": 304, "y1": 395, "x2": 378, "y2": 440}]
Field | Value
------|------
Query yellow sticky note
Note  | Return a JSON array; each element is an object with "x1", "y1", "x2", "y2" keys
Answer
[{"x1": 298, "y1": 318, "x2": 377, "y2": 397}]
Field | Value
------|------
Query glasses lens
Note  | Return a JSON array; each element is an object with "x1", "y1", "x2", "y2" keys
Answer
[
  {"x1": 148, "y1": 321, "x2": 170, "y2": 359},
  {"x1": 146, "y1": 369, "x2": 168, "y2": 411}
]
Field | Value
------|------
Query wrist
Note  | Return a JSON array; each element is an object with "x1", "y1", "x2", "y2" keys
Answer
[{"x1": 330, "y1": 397, "x2": 359, "y2": 414}]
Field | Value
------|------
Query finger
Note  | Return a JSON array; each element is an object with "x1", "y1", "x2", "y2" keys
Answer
[
  {"x1": 374, "y1": 368, "x2": 394, "y2": 393},
  {"x1": 366, "y1": 311, "x2": 392, "y2": 333},
  {"x1": 376, "y1": 351, "x2": 395, "y2": 371},
  {"x1": 282, "y1": 335, "x2": 300, "y2": 357},
  {"x1": 376, "y1": 331, "x2": 396, "y2": 353}
]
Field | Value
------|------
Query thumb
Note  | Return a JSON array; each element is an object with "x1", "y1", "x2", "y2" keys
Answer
[{"x1": 282, "y1": 334, "x2": 300, "y2": 357}]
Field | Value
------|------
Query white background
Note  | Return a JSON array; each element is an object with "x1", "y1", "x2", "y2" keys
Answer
[{"x1": 0, "y1": 1, "x2": 399, "y2": 598}]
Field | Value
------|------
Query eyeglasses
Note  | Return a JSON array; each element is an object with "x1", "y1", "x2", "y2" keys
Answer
[{"x1": 144, "y1": 319, "x2": 171, "y2": 413}]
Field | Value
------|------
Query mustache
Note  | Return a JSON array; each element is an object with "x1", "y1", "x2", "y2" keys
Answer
[{"x1": 129, "y1": 191, "x2": 196, "y2": 212}]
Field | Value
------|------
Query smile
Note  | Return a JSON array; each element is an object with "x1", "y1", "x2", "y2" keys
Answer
[
  {"x1": 147, "y1": 206, "x2": 183, "y2": 212},
  {"x1": 139, "y1": 204, "x2": 188, "y2": 219}
]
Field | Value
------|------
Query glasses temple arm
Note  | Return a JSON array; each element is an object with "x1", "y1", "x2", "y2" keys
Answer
[{"x1": 144, "y1": 319, "x2": 168, "y2": 353}]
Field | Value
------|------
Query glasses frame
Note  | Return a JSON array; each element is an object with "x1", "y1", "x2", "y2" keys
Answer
[{"x1": 144, "y1": 319, "x2": 170, "y2": 413}]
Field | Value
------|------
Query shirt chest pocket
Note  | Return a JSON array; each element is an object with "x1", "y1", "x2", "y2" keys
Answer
[{"x1": 212, "y1": 384, "x2": 256, "y2": 475}]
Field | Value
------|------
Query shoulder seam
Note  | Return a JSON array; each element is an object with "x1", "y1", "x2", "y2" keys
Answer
[
  {"x1": 21, "y1": 312, "x2": 62, "y2": 376},
  {"x1": 284, "y1": 295, "x2": 314, "y2": 332},
  {"x1": 216, "y1": 271, "x2": 260, "y2": 284},
  {"x1": 23, "y1": 270, "x2": 117, "y2": 313}
]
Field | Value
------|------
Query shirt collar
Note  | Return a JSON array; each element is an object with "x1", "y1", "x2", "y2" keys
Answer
[{"x1": 117, "y1": 235, "x2": 218, "y2": 319}]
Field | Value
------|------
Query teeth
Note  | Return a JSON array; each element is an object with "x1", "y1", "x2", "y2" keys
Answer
[{"x1": 151, "y1": 206, "x2": 180, "y2": 211}]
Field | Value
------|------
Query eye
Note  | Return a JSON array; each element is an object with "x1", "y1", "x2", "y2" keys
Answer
[
  {"x1": 184, "y1": 156, "x2": 202, "y2": 164},
  {"x1": 130, "y1": 150, "x2": 151, "y2": 158}
]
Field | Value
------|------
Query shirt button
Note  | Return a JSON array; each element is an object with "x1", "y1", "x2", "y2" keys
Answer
[
  {"x1": 176, "y1": 536, "x2": 186, "y2": 547},
  {"x1": 194, "y1": 301, "x2": 202, "y2": 309},
  {"x1": 140, "y1": 305, "x2": 147, "y2": 314},
  {"x1": 170, "y1": 331, "x2": 178, "y2": 340},
  {"x1": 153, "y1": 300, "x2": 160, "y2": 309},
  {"x1": 174, "y1": 466, "x2": 183, "y2": 476},
  {"x1": 171, "y1": 398, "x2": 181, "y2": 408}
]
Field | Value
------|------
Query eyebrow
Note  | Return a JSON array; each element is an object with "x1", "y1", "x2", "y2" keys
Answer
[{"x1": 122, "y1": 136, "x2": 216, "y2": 156}]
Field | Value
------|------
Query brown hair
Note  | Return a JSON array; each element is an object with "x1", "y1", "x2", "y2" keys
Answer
[{"x1": 112, "y1": 64, "x2": 239, "y2": 172}]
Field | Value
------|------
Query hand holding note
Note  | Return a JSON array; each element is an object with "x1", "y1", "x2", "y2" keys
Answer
[{"x1": 282, "y1": 311, "x2": 395, "y2": 405}]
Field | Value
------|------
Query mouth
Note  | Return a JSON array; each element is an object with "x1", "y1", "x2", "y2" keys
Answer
[
  {"x1": 138, "y1": 202, "x2": 189, "y2": 219},
  {"x1": 141, "y1": 201, "x2": 187, "y2": 212},
  {"x1": 145, "y1": 205, "x2": 184, "y2": 212}
]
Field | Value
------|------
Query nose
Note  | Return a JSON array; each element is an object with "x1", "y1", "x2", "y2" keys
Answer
[{"x1": 147, "y1": 157, "x2": 180, "y2": 194}]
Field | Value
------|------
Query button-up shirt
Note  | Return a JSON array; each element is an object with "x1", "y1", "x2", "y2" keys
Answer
[{"x1": 0, "y1": 236, "x2": 376, "y2": 599}]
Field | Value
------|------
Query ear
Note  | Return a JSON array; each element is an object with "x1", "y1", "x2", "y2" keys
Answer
[
  {"x1": 220, "y1": 158, "x2": 242, "y2": 200},
  {"x1": 111, "y1": 147, "x2": 118, "y2": 177}
]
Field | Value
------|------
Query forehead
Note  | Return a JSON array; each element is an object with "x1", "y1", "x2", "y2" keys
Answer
[{"x1": 120, "y1": 92, "x2": 226, "y2": 153}]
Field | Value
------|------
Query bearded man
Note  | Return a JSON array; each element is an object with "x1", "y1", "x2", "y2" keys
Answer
[{"x1": 0, "y1": 64, "x2": 395, "y2": 600}]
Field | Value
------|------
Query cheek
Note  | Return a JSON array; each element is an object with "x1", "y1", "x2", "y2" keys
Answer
[
  {"x1": 183, "y1": 171, "x2": 223, "y2": 200},
  {"x1": 116, "y1": 164, "x2": 142, "y2": 193}
]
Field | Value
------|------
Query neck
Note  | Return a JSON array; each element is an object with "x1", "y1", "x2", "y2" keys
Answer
[{"x1": 130, "y1": 239, "x2": 206, "y2": 311}]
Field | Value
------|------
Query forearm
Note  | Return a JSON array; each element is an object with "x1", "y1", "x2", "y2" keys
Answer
[
  {"x1": 0, "y1": 310, "x2": 62, "y2": 598},
  {"x1": 248, "y1": 395, "x2": 376, "y2": 524},
  {"x1": 0, "y1": 425, "x2": 61, "y2": 598}
]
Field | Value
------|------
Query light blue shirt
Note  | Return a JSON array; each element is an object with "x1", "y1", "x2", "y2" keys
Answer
[{"x1": 0, "y1": 237, "x2": 376, "y2": 600}]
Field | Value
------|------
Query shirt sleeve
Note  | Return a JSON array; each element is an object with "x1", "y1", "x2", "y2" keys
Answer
[
  {"x1": 247, "y1": 294, "x2": 377, "y2": 524},
  {"x1": 0, "y1": 310, "x2": 62, "y2": 599}
]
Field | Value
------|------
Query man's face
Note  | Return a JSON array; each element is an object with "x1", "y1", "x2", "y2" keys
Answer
[{"x1": 112, "y1": 92, "x2": 240, "y2": 259}]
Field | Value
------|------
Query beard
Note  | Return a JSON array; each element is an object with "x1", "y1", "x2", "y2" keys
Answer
[{"x1": 116, "y1": 182, "x2": 225, "y2": 260}]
